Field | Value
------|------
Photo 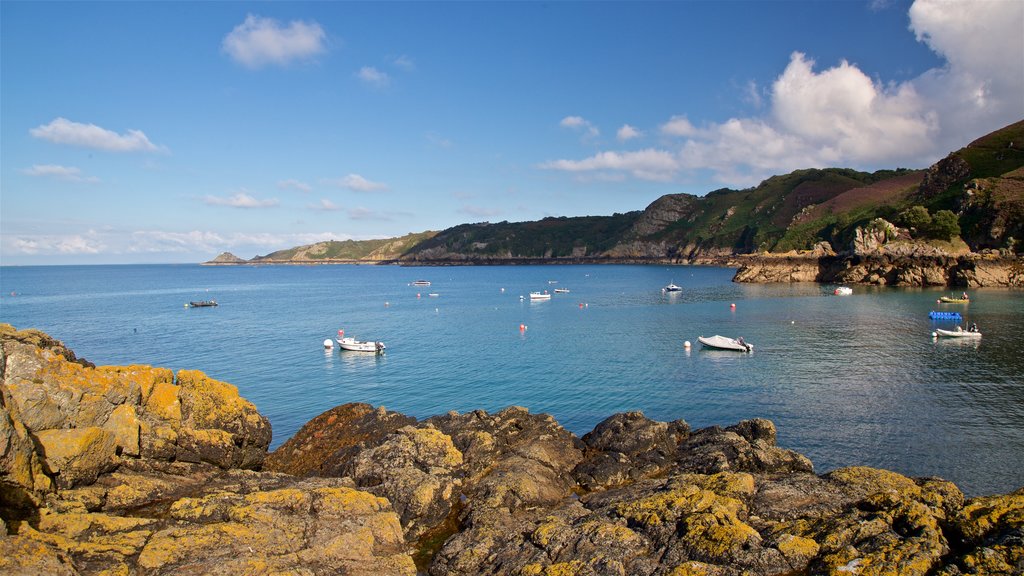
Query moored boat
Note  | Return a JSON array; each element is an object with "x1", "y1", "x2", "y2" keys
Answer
[
  {"x1": 938, "y1": 296, "x2": 970, "y2": 304},
  {"x1": 411, "y1": 280, "x2": 431, "y2": 286},
  {"x1": 187, "y1": 300, "x2": 218, "y2": 307},
  {"x1": 335, "y1": 330, "x2": 386, "y2": 353},
  {"x1": 698, "y1": 335, "x2": 753, "y2": 352},
  {"x1": 933, "y1": 327, "x2": 982, "y2": 338},
  {"x1": 529, "y1": 291, "x2": 551, "y2": 301},
  {"x1": 663, "y1": 282, "x2": 682, "y2": 292},
  {"x1": 834, "y1": 287, "x2": 852, "y2": 296},
  {"x1": 553, "y1": 288, "x2": 570, "y2": 294}
]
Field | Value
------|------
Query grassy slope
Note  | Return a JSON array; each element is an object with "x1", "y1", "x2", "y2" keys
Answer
[{"x1": 253, "y1": 231, "x2": 437, "y2": 262}]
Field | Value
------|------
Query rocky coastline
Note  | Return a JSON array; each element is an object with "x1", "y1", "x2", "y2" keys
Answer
[
  {"x1": 2, "y1": 324, "x2": 1021, "y2": 575},
  {"x1": 732, "y1": 252, "x2": 1024, "y2": 287}
]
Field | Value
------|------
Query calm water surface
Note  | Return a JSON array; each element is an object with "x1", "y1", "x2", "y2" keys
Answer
[{"x1": 1, "y1": 264, "x2": 1021, "y2": 497}]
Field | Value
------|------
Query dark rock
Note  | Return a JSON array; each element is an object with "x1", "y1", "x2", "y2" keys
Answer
[{"x1": 264, "y1": 402, "x2": 415, "y2": 477}]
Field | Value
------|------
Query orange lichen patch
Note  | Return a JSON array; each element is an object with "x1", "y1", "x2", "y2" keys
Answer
[
  {"x1": 314, "y1": 486, "x2": 393, "y2": 518},
  {"x1": 143, "y1": 380, "x2": 181, "y2": 423},
  {"x1": 175, "y1": 370, "x2": 265, "y2": 434}
]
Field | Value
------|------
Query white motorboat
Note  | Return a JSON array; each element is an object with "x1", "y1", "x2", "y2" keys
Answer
[
  {"x1": 335, "y1": 330, "x2": 386, "y2": 353},
  {"x1": 529, "y1": 291, "x2": 551, "y2": 301},
  {"x1": 411, "y1": 280, "x2": 431, "y2": 286},
  {"x1": 698, "y1": 335, "x2": 753, "y2": 352},
  {"x1": 553, "y1": 288, "x2": 570, "y2": 293},
  {"x1": 834, "y1": 287, "x2": 853, "y2": 296},
  {"x1": 663, "y1": 282, "x2": 682, "y2": 292},
  {"x1": 933, "y1": 328, "x2": 981, "y2": 338}
]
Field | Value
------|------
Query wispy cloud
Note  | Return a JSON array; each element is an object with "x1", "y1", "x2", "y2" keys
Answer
[
  {"x1": 540, "y1": 149, "x2": 680, "y2": 182},
  {"x1": 309, "y1": 198, "x2": 342, "y2": 211},
  {"x1": 559, "y1": 115, "x2": 599, "y2": 140},
  {"x1": 222, "y1": 14, "x2": 326, "y2": 69},
  {"x1": 203, "y1": 191, "x2": 279, "y2": 208},
  {"x1": 277, "y1": 179, "x2": 312, "y2": 192},
  {"x1": 324, "y1": 174, "x2": 389, "y2": 192},
  {"x1": 543, "y1": 0, "x2": 1023, "y2": 189},
  {"x1": 30, "y1": 118, "x2": 164, "y2": 152},
  {"x1": 458, "y1": 205, "x2": 504, "y2": 218},
  {"x1": 392, "y1": 55, "x2": 415, "y2": 70},
  {"x1": 22, "y1": 164, "x2": 99, "y2": 183},
  {"x1": 357, "y1": 66, "x2": 390, "y2": 88}
]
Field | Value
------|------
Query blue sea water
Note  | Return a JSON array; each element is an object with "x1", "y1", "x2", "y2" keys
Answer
[{"x1": 1, "y1": 263, "x2": 1022, "y2": 497}]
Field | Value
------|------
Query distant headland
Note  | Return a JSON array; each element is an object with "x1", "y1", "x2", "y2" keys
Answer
[{"x1": 205, "y1": 120, "x2": 1024, "y2": 288}]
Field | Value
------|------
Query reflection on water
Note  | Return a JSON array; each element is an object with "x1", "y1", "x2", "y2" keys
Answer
[{"x1": 1, "y1": 264, "x2": 1022, "y2": 497}]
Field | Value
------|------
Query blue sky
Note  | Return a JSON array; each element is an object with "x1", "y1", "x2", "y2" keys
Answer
[{"x1": 2, "y1": 1, "x2": 1021, "y2": 265}]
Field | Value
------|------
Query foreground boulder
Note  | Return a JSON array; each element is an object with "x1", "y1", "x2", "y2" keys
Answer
[{"x1": 2, "y1": 325, "x2": 1023, "y2": 575}]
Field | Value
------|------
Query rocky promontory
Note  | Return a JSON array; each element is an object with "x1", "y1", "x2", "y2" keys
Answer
[{"x1": 2, "y1": 325, "x2": 1022, "y2": 575}]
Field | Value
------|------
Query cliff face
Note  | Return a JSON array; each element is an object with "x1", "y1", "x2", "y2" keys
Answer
[{"x1": 4, "y1": 326, "x2": 1021, "y2": 575}]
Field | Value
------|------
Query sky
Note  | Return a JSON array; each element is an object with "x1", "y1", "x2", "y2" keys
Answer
[{"x1": 1, "y1": 1, "x2": 1022, "y2": 265}]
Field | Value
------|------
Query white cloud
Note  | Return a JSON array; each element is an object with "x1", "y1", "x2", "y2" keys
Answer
[
  {"x1": 560, "y1": 115, "x2": 600, "y2": 139},
  {"x1": 22, "y1": 164, "x2": 99, "y2": 183},
  {"x1": 542, "y1": 0, "x2": 1023, "y2": 189},
  {"x1": 310, "y1": 198, "x2": 342, "y2": 211},
  {"x1": 325, "y1": 174, "x2": 389, "y2": 192},
  {"x1": 617, "y1": 124, "x2": 641, "y2": 141},
  {"x1": 30, "y1": 118, "x2": 163, "y2": 152},
  {"x1": 222, "y1": 14, "x2": 326, "y2": 69},
  {"x1": 278, "y1": 179, "x2": 312, "y2": 192},
  {"x1": 540, "y1": 149, "x2": 680, "y2": 182},
  {"x1": 660, "y1": 115, "x2": 697, "y2": 137},
  {"x1": 357, "y1": 66, "x2": 390, "y2": 87},
  {"x1": 203, "y1": 191, "x2": 279, "y2": 208}
]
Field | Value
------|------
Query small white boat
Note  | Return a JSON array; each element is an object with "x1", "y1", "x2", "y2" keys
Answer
[
  {"x1": 529, "y1": 291, "x2": 551, "y2": 301},
  {"x1": 553, "y1": 288, "x2": 570, "y2": 294},
  {"x1": 335, "y1": 330, "x2": 386, "y2": 353},
  {"x1": 411, "y1": 280, "x2": 431, "y2": 286},
  {"x1": 663, "y1": 282, "x2": 682, "y2": 292},
  {"x1": 698, "y1": 335, "x2": 753, "y2": 352},
  {"x1": 933, "y1": 328, "x2": 981, "y2": 338},
  {"x1": 834, "y1": 287, "x2": 853, "y2": 296}
]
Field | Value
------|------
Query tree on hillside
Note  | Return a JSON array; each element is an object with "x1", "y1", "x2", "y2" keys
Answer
[
  {"x1": 897, "y1": 205, "x2": 932, "y2": 235},
  {"x1": 928, "y1": 210, "x2": 961, "y2": 240}
]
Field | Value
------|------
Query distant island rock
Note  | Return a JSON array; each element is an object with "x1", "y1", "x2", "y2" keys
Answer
[
  {"x1": 202, "y1": 251, "x2": 248, "y2": 265},
  {"x1": 2, "y1": 324, "x2": 1022, "y2": 575},
  {"x1": 200, "y1": 121, "x2": 1023, "y2": 287}
]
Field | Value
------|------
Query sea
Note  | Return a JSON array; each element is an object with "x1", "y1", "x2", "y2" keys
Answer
[{"x1": 1, "y1": 263, "x2": 1022, "y2": 497}]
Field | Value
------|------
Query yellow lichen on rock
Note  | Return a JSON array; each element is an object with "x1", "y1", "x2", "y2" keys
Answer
[
  {"x1": 954, "y1": 490, "x2": 1024, "y2": 541},
  {"x1": 315, "y1": 486, "x2": 393, "y2": 518}
]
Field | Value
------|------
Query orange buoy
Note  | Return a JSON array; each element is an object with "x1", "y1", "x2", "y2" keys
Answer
[
  {"x1": 730, "y1": 303, "x2": 736, "y2": 309},
  {"x1": 519, "y1": 324, "x2": 526, "y2": 332}
]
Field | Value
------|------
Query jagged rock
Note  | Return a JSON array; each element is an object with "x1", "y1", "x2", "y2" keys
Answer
[
  {"x1": 852, "y1": 218, "x2": 899, "y2": 255},
  {"x1": 919, "y1": 153, "x2": 972, "y2": 199},
  {"x1": 265, "y1": 402, "x2": 416, "y2": 476},
  {"x1": 675, "y1": 419, "x2": 814, "y2": 475},
  {"x1": 4, "y1": 326, "x2": 1024, "y2": 576},
  {"x1": 0, "y1": 464, "x2": 416, "y2": 575},
  {"x1": 0, "y1": 324, "x2": 271, "y2": 495},
  {"x1": 574, "y1": 411, "x2": 690, "y2": 490},
  {"x1": 348, "y1": 425, "x2": 463, "y2": 540}
]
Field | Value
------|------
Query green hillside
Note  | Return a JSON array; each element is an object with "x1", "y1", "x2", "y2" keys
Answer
[
  {"x1": 252, "y1": 231, "x2": 437, "y2": 262},
  {"x1": 228, "y1": 120, "x2": 1024, "y2": 263},
  {"x1": 405, "y1": 214, "x2": 641, "y2": 260}
]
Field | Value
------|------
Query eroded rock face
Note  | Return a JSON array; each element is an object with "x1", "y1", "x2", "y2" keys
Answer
[
  {"x1": 0, "y1": 461, "x2": 416, "y2": 576},
  {"x1": 1, "y1": 326, "x2": 271, "y2": 495}
]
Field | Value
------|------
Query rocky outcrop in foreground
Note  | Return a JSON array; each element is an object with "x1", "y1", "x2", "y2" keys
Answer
[{"x1": 2, "y1": 325, "x2": 1022, "y2": 575}]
